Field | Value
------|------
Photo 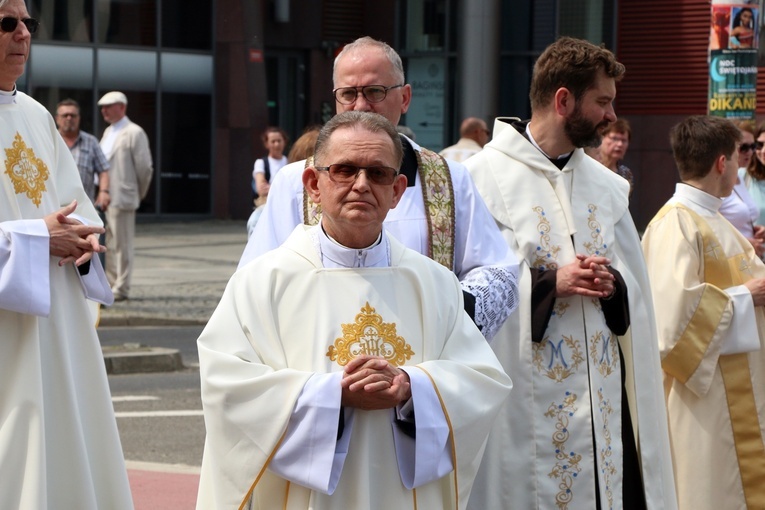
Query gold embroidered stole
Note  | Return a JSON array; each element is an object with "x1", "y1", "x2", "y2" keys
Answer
[
  {"x1": 500, "y1": 157, "x2": 622, "y2": 508},
  {"x1": 301, "y1": 149, "x2": 455, "y2": 269},
  {"x1": 659, "y1": 203, "x2": 765, "y2": 508}
]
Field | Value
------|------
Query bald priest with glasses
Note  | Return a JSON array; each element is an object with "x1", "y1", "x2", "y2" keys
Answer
[{"x1": 196, "y1": 111, "x2": 512, "y2": 510}]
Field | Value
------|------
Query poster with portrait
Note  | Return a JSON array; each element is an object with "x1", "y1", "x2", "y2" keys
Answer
[{"x1": 709, "y1": 1, "x2": 759, "y2": 118}]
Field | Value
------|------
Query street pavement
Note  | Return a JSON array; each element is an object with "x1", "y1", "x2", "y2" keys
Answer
[{"x1": 99, "y1": 219, "x2": 247, "y2": 510}]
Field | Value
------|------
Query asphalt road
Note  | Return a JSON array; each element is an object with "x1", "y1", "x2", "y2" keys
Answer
[{"x1": 102, "y1": 326, "x2": 205, "y2": 509}]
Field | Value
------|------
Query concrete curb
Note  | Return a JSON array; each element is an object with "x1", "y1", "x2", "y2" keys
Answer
[{"x1": 103, "y1": 345, "x2": 184, "y2": 375}]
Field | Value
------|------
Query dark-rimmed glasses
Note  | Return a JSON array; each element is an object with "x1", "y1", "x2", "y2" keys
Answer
[
  {"x1": 315, "y1": 164, "x2": 398, "y2": 185},
  {"x1": 740, "y1": 142, "x2": 756, "y2": 152},
  {"x1": 755, "y1": 141, "x2": 765, "y2": 151},
  {"x1": 333, "y1": 84, "x2": 404, "y2": 105},
  {"x1": 0, "y1": 17, "x2": 40, "y2": 34}
]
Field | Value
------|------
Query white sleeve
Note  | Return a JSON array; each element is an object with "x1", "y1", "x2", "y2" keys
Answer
[
  {"x1": 69, "y1": 213, "x2": 114, "y2": 306},
  {"x1": 0, "y1": 219, "x2": 51, "y2": 316},
  {"x1": 720, "y1": 285, "x2": 761, "y2": 354},
  {"x1": 269, "y1": 371, "x2": 352, "y2": 495},
  {"x1": 239, "y1": 161, "x2": 306, "y2": 268},
  {"x1": 393, "y1": 367, "x2": 453, "y2": 489},
  {"x1": 447, "y1": 160, "x2": 520, "y2": 339},
  {"x1": 253, "y1": 158, "x2": 265, "y2": 180},
  {"x1": 448, "y1": 160, "x2": 514, "y2": 279}
]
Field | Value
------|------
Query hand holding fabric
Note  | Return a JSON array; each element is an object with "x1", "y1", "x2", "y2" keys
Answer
[{"x1": 45, "y1": 200, "x2": 106, "y2": 266}]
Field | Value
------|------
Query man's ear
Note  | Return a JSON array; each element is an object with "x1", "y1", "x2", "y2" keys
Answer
[
  {"x1": 714, "y1": 154, "x2": 727, "y2": 175},
  {"x1": 554, "y1": 87, "x2": 575, "y2": 117},
  {"x1": 390, "y1": 174, "x2": 408, "y2": 208},
  {"x1": 303, "y1": 168, "x2": 321, "y2": 203}
]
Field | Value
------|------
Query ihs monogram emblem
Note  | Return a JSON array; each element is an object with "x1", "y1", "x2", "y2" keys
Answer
[
  {"x1": 326, "y1": 302, "x2": 414, "y2": 367},
  {"x1": 4, "y1": 132, "x2": 49, "y2": 207}
]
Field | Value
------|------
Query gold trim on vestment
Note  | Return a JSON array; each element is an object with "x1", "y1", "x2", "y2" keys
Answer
[
  {"x1": 418, "y1": 366, "x2": 459, "y2": 510},
  {"x1": 666, "y1": 203, "x2": 765, "y2": 506},
  {"x1": 719, "y1": 355, "x2": 765, "y2": 508},
  {"x1": 326, "y1": 302, "x2": 414, "y2": 367},
  {"x1": 239, "y1": 427, "x2": 289, "y2": 510},
  {"x1": 416, "y1": 147, "x2": 455, "y2": 270},
  {"x1": 3, "y1": 132, "x2": 49, "y2": 207},
  {"x1": 661, "y1": 285, "x2": 728, "y2": 383}
]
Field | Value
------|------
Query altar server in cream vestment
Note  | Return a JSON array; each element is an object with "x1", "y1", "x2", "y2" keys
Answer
[
  {"x1": 239, "y1": 36, "x2": 519, "y2": 343},
  {"x1": 197, "y1": 112, "x2": 512, "y2": 510},
  {"x1": 465, "y1": 37, "x2": 676, "y2": 510},
  {"x1": 643, "y1": 116, "x2": 765, "y2": 510},
  {"x1": 0, "y1": 0, "x2": 133, "y2": 508}
]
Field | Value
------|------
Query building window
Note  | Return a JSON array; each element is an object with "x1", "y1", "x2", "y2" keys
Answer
[{"x1": 96, "y1": 0, "x2": 157, "y2": 46}]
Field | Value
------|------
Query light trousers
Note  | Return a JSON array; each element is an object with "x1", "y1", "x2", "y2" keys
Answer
[{"x1": 105, "y1": 207, "x2": 136, "y2": 298}]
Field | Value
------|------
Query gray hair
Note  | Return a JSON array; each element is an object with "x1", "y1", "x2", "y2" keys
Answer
[
  {"x1": 333, "y1": 37, "x2": 405, "y2": 86},
  {"x1": 314, "y1": 111, "x2": 404, "y2": 169}
]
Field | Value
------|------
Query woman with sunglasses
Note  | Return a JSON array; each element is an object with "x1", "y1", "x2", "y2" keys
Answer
[{"x1": 720, "y1": 120, "x2": 764, "y2": 257}]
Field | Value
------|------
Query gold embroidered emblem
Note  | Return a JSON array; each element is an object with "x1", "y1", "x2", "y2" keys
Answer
[
  {"x1": 326, "y1": 302, "x2": 414, "y2": 367},
  {"x1": 582, "y1": 204, "x2": 610, "y2": 258},
  {"x1": 588, "y1": 330, "x2": 619, "y2": 378},
  {"x1": 532, "y1": 335, "x2": 584, "y2": 382},
  {"x1": 596, "y1": 388, "x2": 616, "y2": 510},
  {"x1": 4, "y1": 132, "x2": 49, "y2": 207},
  {"x1": 531, "y1": 206, "x2": 561, "y2": 270},
  {"x1": 545, "y1": 391, "x2": 582, "y2": 509}
]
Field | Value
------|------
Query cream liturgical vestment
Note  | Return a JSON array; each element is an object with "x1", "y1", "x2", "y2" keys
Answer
[
  {"x1": 464, "y1": 118, "x2": 676, "y2": 510},
  {"x1": 0, "y1": 91, "x2": 132, "y2": 509},
  {"x1": 197, "y1": 225, "x2": 512, "y2": 510},
  {"x1": 643, "y1": 183, "x2": 765, "y2": 510}
]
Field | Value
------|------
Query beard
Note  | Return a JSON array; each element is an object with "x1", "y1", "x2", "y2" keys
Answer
[{"x1": 564, "y1": 105, "x2": 609, "y2": 149}]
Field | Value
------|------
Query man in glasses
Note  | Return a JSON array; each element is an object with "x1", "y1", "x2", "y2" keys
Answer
[
  {"x1": 0, "y1": 0, "x2": 133, "y2": 508},
  {"x1": 55, "y1": 98, "x2": 111, "y2": 207},
  {"x1": 240, "y1": 36, "x2": 519, "y2": 343},
  {"x1": 197, "y1": 111, "x2": 511, "y2": 510},
  {"x1": 465, "y1": 37, "x2": 676, "y2": 509}
]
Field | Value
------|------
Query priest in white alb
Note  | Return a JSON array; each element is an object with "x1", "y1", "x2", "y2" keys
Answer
[
  {"x1": 196, "y1": 111, "x2": 512, "y2": 510},
  {"x1": 0, "y1": 0, "x2": 133, "y2": 507},
  {"x1": 642, "y1": 115, "x2": 765, "y2": 510}
]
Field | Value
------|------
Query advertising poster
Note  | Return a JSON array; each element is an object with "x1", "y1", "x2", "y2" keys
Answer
[{"x1": 709, "y1": 1, "x2": 759, "y2": 118}]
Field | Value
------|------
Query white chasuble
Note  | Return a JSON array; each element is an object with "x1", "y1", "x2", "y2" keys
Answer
[
  {"x1": 0, "y1": 92, "x2": 132, "y2": 509},
  {"x1": 643, "y1": 184, "x2": 765, "y2": 510},
  {"x1": 465, "y1": 118, "x2": 675, "y2": 510},
  {"x1": 197, "y1": 226, "x2": 512, "y2": 510}
]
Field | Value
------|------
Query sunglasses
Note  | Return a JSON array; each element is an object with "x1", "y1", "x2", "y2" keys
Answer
[
  {"x1": 740, "y1": 143, "x2": 757, "y2": 152},
  {"x1": 756, "y1": 141, "x2": 765, "y2": 151},
  {"x1": 315, "y1": 164, "x2": 399, "y2": 185},
  {"x1": 0, "y1": 17, "x2": 40, "y2": 34}
]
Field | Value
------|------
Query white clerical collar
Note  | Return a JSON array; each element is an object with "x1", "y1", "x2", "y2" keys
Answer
[
  {"x1": 0, "y1": 86, "x2": 17, "y2": 104},
  {"x1": 674, "y1": 182, "x2": 722, "y2": 213},
  {"x1": 316, "y1": 224, "x2": 390, "y2": 268},
  {"x1": 526, "y1": 123, "x2": 572, "y2": 160}
]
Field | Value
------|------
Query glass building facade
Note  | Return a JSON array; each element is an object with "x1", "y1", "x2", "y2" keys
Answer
[{"x1": 24, "y1": 0, "x2": 214, "y2": 216}]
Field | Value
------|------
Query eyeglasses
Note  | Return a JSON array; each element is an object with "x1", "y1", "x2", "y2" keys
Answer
[
  {"x1": 0, "y1": 17, "x2": 40, "y2": 34},
  {"x1": 606, "y1": 135, "x2": 629, "y2": 144},
  {"x1": 333, "y1": 84, "x2": 404, "y2": 105},
  {"x1": 57, "y1": 112, "x2": 79, "y2": 118},
  {"x1": 756, "y1": 141, "x2": 765, "y2": 151},
  {"x1": 740, "y1": 142, "x2": 756, "y2": 152},
  {"x1": 315, "y1": 164, "x2": 399, "y2": 185}
]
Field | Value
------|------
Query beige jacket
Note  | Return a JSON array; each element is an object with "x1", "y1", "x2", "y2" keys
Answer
[{"x1": 102, "y1": 119, "x2": 153, "y2": 210}]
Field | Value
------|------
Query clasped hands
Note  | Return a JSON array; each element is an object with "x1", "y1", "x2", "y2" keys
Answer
[
  {"x1": 555, "y1": 254, "x2": 615, "y2": 299},
  {"x1": 340, "y1": 355, "x2": 412, "y2": 410},
  {"x1": 44, "y1": 200, "x2": 105, "y2": 267}
]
